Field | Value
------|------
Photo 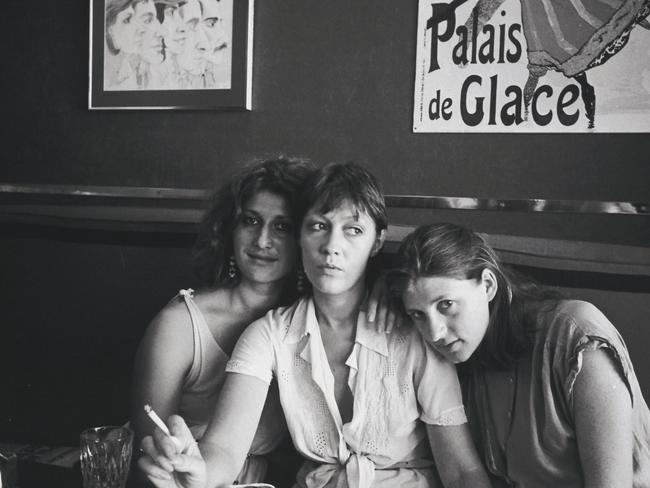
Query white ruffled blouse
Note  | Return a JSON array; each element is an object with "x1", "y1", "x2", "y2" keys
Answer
[{"x1": 226, "y1": 297, "x2": 467, "y2": 488}]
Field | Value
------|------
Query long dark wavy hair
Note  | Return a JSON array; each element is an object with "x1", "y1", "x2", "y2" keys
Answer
[
  {"x1": 192, "y1": 158, "x2": 315, "y2": 293},
  {"x1": 389, "y1": 223, "x2": 562, "y2": 371}
]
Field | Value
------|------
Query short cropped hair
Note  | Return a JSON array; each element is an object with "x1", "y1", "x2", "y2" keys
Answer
[
  {"x1": 193, "y1": 158, "x2": 315, "y2": 286},
  {"x1": 297, "y1": 162, "x2": 387, "y2": 231}
]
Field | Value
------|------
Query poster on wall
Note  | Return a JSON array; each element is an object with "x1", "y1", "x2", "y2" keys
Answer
[
  {"x1": 413, "y1": 0, "x2": 650, "y2": 132},
  {"x1": 89, "y1": 0, "x2": 254, "y2": 110}
]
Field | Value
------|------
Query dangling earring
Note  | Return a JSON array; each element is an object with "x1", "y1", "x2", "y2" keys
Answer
[
  {"x1": 296, "y1": 268, "x2": 305, "y2": 293},
  {"x1": 228, "y1": 256, "x2": 237, "y2": 279}
]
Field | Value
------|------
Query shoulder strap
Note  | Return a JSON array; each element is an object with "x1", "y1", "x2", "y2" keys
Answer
[{"x1": 178, "y1": 289, "x2": 204, "y2": 384}]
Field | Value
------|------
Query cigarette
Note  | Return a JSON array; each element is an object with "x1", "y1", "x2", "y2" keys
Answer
[{"x1": 143, "y1": 404, "x2": 183, "y2": 450}]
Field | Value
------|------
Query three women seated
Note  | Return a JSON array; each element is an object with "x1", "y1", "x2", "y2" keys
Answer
[{"x1": 133, "y1": 159, "x2": 650, "y2": 488}]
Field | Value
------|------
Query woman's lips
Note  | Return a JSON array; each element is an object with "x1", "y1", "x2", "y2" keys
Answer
[
  {"x1": 247, "y1": 253, "x2": 277, "y2": 262},
  {"x1": 436, "y1": 339, "x2": 460, "y2": 351},
  {"x1": 316, "y1": 264, "x2": 343, "y2": 275}
]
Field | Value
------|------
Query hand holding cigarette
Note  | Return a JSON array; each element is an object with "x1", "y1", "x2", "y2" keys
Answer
[
  {"x1": 138, "y1": 407, "x2": 207, "y2": 488},
  {"x1": 144, "y1": 404, "x2": 184, "y2": 451}
]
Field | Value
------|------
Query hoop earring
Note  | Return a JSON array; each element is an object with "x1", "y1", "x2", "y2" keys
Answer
[
  {"x1": 296, "y1": 269, "x2": 306, "y2": 293},
  {"x1": 228, "y1": 256, "x2": 238, "y2": 279}
]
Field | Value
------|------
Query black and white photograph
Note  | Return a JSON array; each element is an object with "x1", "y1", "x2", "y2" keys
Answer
[{"x1": 2, "y1": 1, "x2": 650, "y2": 488}]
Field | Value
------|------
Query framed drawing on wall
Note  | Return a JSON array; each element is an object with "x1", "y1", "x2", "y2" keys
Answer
[{"x1": 89, "y1": 0, "x2": 254, "y2": 110}]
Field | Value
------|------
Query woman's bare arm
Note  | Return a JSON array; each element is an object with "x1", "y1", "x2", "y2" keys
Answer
[
  {"x1": 200, "y1": 372, "x2": 271, "y2": 486},
  {"x1": 139, "y1": 372, "x2": 270, "y2": 488},
  {"x1": 574, "y1": 348, "x2": 633, "y2": 488},
  {"x1": 427, "y1": 423, "x2": 493, "y2": 488},
  {"x1": 131, "y1": 304, "x2": 194, "y2": 447}
]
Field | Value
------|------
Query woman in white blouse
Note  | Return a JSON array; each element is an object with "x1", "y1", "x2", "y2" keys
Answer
[{"x1": 139, "y1": 162, "x2": 492, "y2": 488}]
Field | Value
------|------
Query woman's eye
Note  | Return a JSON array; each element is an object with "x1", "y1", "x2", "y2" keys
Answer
[
  {"x1": 345, "y1": 227, "x2": 363, "y2": 236},
  {"x1": 437, "y1": 300, "x2": 454, "y2": 312},
  {"x1": 242, "y1": 216, "x2": 259, "y2": 226},
  {"x1": 274, "y1": 222, "x2": 293, "y2": 232},
  {"x1": 205, "y1": 18, "x2": 220, "y2": 27},
  {"x1": 308, "y1": 222, "x2": 327, "y2": 231},
  {"x1": 408, "y1": 311, "x2": 423, "y2": 321}
]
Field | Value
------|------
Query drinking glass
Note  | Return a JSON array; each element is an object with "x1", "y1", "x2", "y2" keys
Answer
[{"x1": 80, "y1": 426, "x2": 133, "y2": 488}]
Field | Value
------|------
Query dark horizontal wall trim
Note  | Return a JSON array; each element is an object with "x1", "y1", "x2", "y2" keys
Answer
[
  {"x1": 1, "y1": 183, "x2": 648, "y2": 215},
  {"x1": 3, "y1": 222, "x2": 648, "y2": 293},
  {"x1": 0, "y1": 222, "x2": 195, "y2": 248},
  {"x1": 514, "y1": 265, "x2": 650, "y2": 294},
  {"x1": 2, "y1": 185, "x2": 649, "y2": 278}
]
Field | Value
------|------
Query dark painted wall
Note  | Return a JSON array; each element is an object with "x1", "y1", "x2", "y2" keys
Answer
[
  {"x1": 2, "y1": 1, "x2": 649, "y2": 243},
  {"x1": 1, "y1": 226, "x2": 196, "y2": 444}
]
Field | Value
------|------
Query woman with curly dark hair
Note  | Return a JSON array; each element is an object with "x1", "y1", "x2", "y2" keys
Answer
[{"x1": 130, "y1": 158, "x2": 314, "y2": 484}]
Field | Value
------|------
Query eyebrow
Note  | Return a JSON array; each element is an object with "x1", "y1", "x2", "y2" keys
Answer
[
  {"x1": 406, "y1": 292, "x2": 446, "y2": 306},
  {"x1": 243, "y1": 208, "x2": 291, "y2": 220}
]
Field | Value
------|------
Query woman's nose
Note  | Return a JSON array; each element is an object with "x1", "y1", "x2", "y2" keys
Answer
[
  {"x1": 321, "y1": 229, "x2": 342, "y2": 255},
  {"x1": 428, "y1": 315, "x2": 448, "y2": 344},
  {"x1": 255, "y1": 225, "x2": 273, "y2": 249}
]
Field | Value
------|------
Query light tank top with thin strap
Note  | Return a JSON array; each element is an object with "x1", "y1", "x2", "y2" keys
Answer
[{"x1": 176, "y1": 289, "x2": 287, "y2": 483}]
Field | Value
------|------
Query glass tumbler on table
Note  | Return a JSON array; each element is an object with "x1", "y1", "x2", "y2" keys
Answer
[{"x1": 80, "y1": 426, "x2": 133, "y2": 488}]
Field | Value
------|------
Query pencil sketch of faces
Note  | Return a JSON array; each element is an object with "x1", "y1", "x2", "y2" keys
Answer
[
  {"x1": 105, "y1": 0, "x2": 143, "y2": 55},
  {"x1": 201, "y1": 0, "x2": 228, "y2": 66},
  {"x1": 161, "y1": 2, "x2": 186, "y2": 56},
  {"x1": 103, "y1": 0, "x2": 232, "y2": 90},
  {"x1": 135, "y1": 0, "x2": 165, "y2": 65},
  {"x1": 176, "y1": 0, "x2": 208, "y2": 76}
]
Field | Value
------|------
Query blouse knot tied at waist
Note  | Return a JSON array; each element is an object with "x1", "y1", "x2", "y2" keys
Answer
[
  {"x1": 302, "y1": 451, "x2": 379, "y2": 488},
  {"x1": 300, "y1": 452, "x2": 436, "y2": 488}
]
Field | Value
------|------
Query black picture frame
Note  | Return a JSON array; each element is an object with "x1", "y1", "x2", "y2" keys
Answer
[{"x1": 89, "y1": 0, "x2": 254, "y2": 110}]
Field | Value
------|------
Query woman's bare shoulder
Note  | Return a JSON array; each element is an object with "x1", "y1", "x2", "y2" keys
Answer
[
  {"x1": 191, "y1": 287, "x2": 231, "y2": 314},
  {"x1": 142, "y1": 296, "x2": 196, "y2": 352}
]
